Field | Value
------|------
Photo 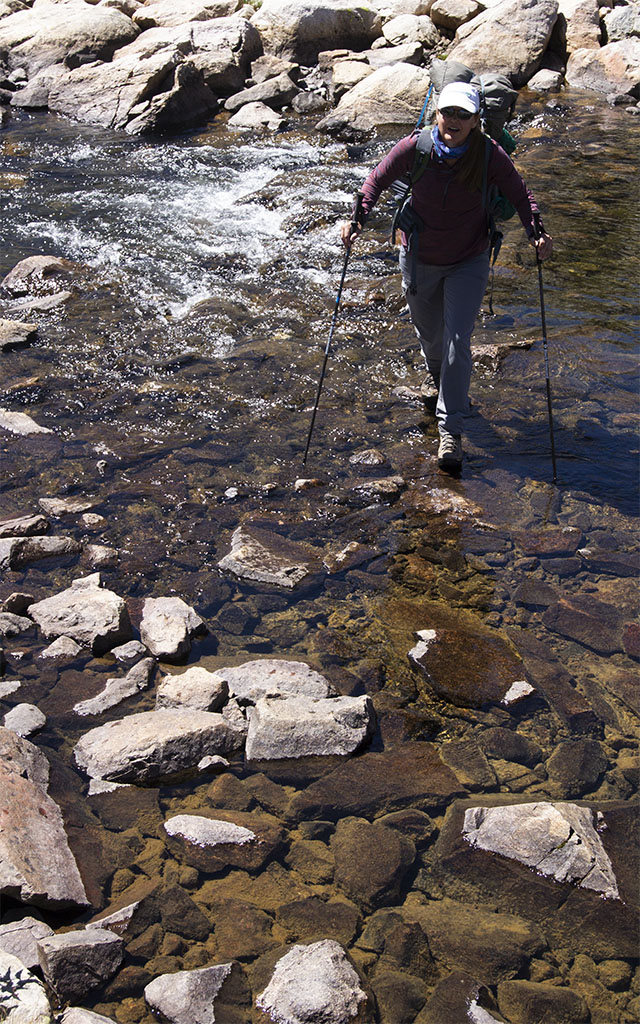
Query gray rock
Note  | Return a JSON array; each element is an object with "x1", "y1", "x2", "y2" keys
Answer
[
  {"x1": 251, "y1": 53, "x2": 301, "y2": 84},
  {"x1": 566, "y1": 38, "x2": 640, "y2": 95},
  {"x1": 39, "y1": 635, "x2": 83, "y2": 660},
  {"x1": 251, "y1": 0, "x2": 382, "y2": 64},
  {"x1": 218, "y1": 523, "x2": 319, "y2": 588},
  {"x1": 228, "y1": 100, "x2": 286, "y2": 128},
  {"x1": 139, "y1": 595, "x2": 204, "y2": 660},
  {"x1": 0, "y1": 725, "x2": 50, "y2": 788},
  {"x1": 144, "y1": 962, "x2": 234, "y2": 1024},
  {"x1": 0, "y1": 611, "x2": 33, "y2": 636},
  {"x1": 156, "y1": 664, "x2": 228, "y2": 711},
  {"x1": 462, "y1": 802, "x2": 619, "y2": 899},
  {"x1": 0, "y1": 737, "x2": 88, "y2": 909},
  {"x1": 61, "y1": 1009, "x2": 119, "y2": 1023},
  {"x1": 111, "y1": 639, "x2": 147, "y2": 660},
  {"x1": 1, "y1": 255, "x2": 79, "y2": 296},
  {"x1": 316, "y1": 62, "x2": 431, "y2": 132},
  {"x1": 39, "y1": 496, "x2": 94, "y2": 516},
  {"x1": 330, "y1": 58, "x2": 372, "y2": 100},
  {"x1": 3, "y1": 702, "x2": 46, "y2": 737},
  {"x1": 37, "y1": 929, "x2": 123, "y2": 1003},
  {"x1": 245, "y1": 694, "x2": 374, "y2": 761},
  {"x1": 73, "y1": 708, "x2": 244, "y2": 783},
  {"x1": 364, "y1": 41, "x2": 423, "y2": 67},
  {"x1": 527, "y1": 67, "x2": 564, "y2": 91},
  {"x1": 133, "y1": 0, "x2": 240, "y2": 30},
  {"x1": 73, "y1": 658, "x2": 155, "y2": 716},
  {"x1": 0, "y1": 680, "x2": 21, "y2": 698},
  {"x1": 0, "y1": 316, "x2": 37, "y2": 348},
  {"x1": 211, "y1": 658, "x2": 334, "y2": 705},
  {"x1": 381, "y1": 12, "x2": 440, "y2": 46},
  {"x1": 451, "y1": 0, "x2": 559, "y2": 87},
  {"x1": 29, "y1": 576, "x2": 132, "y2": 655},
  {"x1": 604, "y1": 2, "x2": 640, "y2": 44},
  {"x1": 430, "y1": 0, "x2": 481, "y2": 31},
  {"x1": 0, "y1": 535, "x2": 82, "y2": 569},
  {"x1": 0, "y1": 950, "x2": 51, "y2": 1023},
  {"x1": 0, "y1": 917, "x2": 54, "y2": 971},
  {"x1": 257, "y1": 940, "x2": 367, "y2": 1024},
  {"x1": 0, "y1": 513, "x2": 48, "y2": 537},
  {"x1": 224, "y1": 70, "x2": 299, "y2": 111},
  {"x1": 557, "y1": 0, "x2": 601, "y2": 51},
  {"x1": 0, "y1": 407, "x2": 52, "y2": 435}
]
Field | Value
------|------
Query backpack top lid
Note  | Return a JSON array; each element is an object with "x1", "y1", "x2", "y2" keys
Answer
[{"x1": 429, "y1": 58, "x2": 518, "y2": 142}]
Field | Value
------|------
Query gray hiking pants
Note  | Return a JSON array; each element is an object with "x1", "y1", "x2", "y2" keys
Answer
[{"x1": 399, "y1": 247, "x2": 490, "y2": 437}]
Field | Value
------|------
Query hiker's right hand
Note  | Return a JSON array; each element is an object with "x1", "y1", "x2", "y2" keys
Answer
[{"x1": 340, "y1": 221, "x2": 360, "y2": 248}]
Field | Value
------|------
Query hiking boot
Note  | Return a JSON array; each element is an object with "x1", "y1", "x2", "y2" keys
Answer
[
  {"x1": 420, "y1": 371, "x2": 440, "y2": 412},
  {"x1": 438, "y1": 430, "x2": 463, "y2": 470}
]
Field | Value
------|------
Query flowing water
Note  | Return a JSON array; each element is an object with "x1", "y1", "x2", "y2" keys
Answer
[{"x1": 0, "y1": 89, "x2": 638, "y2": 1022}]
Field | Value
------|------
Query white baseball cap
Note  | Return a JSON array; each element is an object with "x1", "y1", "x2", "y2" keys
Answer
[{"x1": 437, "y1": 82, "x2": 480, "y2": 114}]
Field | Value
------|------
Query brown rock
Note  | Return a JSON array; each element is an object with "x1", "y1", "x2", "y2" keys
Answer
[
  {"x1": 623, "y1": 621, "x2": 640, "y2": 660},
  {"x1": 477, "y1": 727, "x2": 543, "y2": 768},
  {"x1": 289, "y1": 744, "x2": 466, "y2": 820},
  {"x1": 276, "y1": 897, "x2": 361, "y2": 946},
  {"x1": 497, "y1": 979, "x2": 589, "y2": 1023},
  {"x1": 331, "y1": 817, "x2": 415, "y2": 912},
  {"x1": 164, "y1": 809, "x2": 286, "y2": 874},
  {"x1": 213, "y1": 898, "x2": 276, "y2": 960},
  {"x1": 546, "y1": 739, "x2": 608, "y2": 798},
  {"x1": 515, "y1": 527, "x2": 583, "y2": 556},
  {"x1": 416, "y1": 970, "x2": 501, "y2": 1024},
  {"x1": 542, "y1": 595, "x2": 624, "y2": 655},
  {"x1": 440, "y1": 738, "x2": 498, "y2": 791}
]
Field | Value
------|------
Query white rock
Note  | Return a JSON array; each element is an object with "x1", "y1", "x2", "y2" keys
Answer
[
  {"x1": 316, "y1": 61, "x2": 431, "y2": 132},
  {"x1": 39, "y1": 635, "x2": 83, "y2": 660},
  {"x1": 0, "y1": 679, "x2": 21, "y2": 697},
  {"x1": 210, "y1": 658, "x2": 334, "y2": 705},
  {"x1": 29, "y1": 577, "x2": 132, "y2": 655},
  {"x1": 111, "y1": 639, "x2": 147, "y2": 660},
  {"x1": 164, "y1": 814, "x2": 256, "y2": 847},
  {"x1": 139, "y1": 596, "x2": 204, "y2": 660},
  {"x1": 228, "y1": 100, "x2": 285, "y2": 129},
  {"x1": 73, "y1": 708, "x2": 244, "y2": 783},
  {"x1": 61, "y1": 1008, "x2": 119, "y2": 1023},
  {"x1": 0, "y1": 917, "x2": 54, "y2": 971},
  {"x1": 156, "y1": 664, "x2": 228, "y2": 711},
  {"x1": 245, "y1": 694, "x2": 374, "y2": 761},
  {"x1": 73, "y1": 658, "x2": 154, "y2": 716},
  {"x1": 257, "y1": 939, "x2": 367, "y2": 1024},
  {"x1": 501, "y1": 679, "x2": 535, "y2": 705},
  {"x1": 462, "y1": 802, "x2": 619, "y2": 899},
  {"x1": 0, "y1": 950, "x2": 51, "y2": 1024},
  {"x1": 39, "y1": 497, "x2": 94, "y2": 516},
  {"x1": 0, "y1": 407, "x2": 52, "y2": 435},
  {"x1": 218, "y1": 524, "x2": 316, "y2": 588},
  {"x1": 144, "y1": 962, "x2": 234, "y2": 1024},
  {"x1": 3, "y1": 702, "x2": 46, "y2": 737},
  {"x1": 382, "y1": 12, "x2": 439, "y2": 45},
  {"x1": 251, "y1": 0, "x2": 382, "y2": 64}
]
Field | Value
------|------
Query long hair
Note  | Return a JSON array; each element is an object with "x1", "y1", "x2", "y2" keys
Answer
[{"x1": 452, "y1": 126, "x2": 486, "y2": 193}]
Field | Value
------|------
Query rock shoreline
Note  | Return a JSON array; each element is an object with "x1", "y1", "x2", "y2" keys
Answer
[{"x1": 0, "y1": 0, "x2": 639, "y2": 135}]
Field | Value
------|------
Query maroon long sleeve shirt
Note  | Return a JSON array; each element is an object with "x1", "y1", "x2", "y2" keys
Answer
[{"x1": 360, "y1": 131, "x2": 540, "y2": 266}]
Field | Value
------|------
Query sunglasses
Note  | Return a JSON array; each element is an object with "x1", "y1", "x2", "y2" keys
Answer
[{"x1": 439, "y1": 107, "x2": 475, "y2": 120}]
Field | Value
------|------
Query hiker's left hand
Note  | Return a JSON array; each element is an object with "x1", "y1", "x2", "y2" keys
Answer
[{"x1": 532, "y1": 232, "x2": 553, "y2": 261}]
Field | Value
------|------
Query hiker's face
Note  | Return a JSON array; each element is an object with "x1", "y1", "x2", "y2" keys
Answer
[{"x1": 436, "y1": 107, "x2": 479, "y2": 147}]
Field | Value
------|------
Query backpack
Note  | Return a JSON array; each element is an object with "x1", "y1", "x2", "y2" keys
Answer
[{"x1": 391, "y1": 59, "x2": 520, "y2": 305}]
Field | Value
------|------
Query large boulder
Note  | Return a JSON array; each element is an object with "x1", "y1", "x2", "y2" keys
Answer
[
  {"x1": 245, "y1": 694, "x2": 374, "y2": 760},
  {"x1": 450, "y1": 0, "x2": 559, "y2": 86},
  {"x1": 28, "y1": 575, "x2": 132, "y2": 655},
  {"x1": 256, "y1": 940, "x2": 368, "y2": 1023},
  {"x1": 556, "y1": 0, "x2": 601, "y2": 52},
  {"x1": 37, "y1": 929, "x2": 123, "y2": 1003},
  {"x1": 0, "y1": 950, "x2": 51, "y2": 1024},
  {"x1": 47, "y1": 50, "x2": 217, "y2": 134},
  {"x1": 73, "y1": 708, "x2": 244, "y2": 783},
  {"x1": 251, "y1": 0, "x2": 382, "y2": 64},
  {"x1": 316, "y1": 61, "x2": 431, "y2": 132},
  {"x1": 133, "y1": 0, "x2": 241, "y2": 30},
  {"x1": 566, "y1": 39, "x2": 640, "y2": 96},
  {"x1": 0, "y1": 2, "x2": 139, "y2": 77},
  {"x1": 381, "y1": 12, "x2": 440, "y2": 47}
]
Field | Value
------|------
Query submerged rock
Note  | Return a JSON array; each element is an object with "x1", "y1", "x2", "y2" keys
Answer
[
  {"x1": 163, "y1": 810, "x2": 285, "y2": 872},
  {"x1": 37, "y1": 929, "x2": 123, "y2": 1003},
  {"x1": 29, "y1": 575, "x2": 132, "y2": 655},
  {"x1": 218, "y1": 523, "x2": 320, "y2": 587},
  {"x1": 462, "y1": 802, "x2": 620, "y2": 899},
  {"x1": 331, "y1": 817, "x2": 416, "y2": 911},
  {"x1": 0, "y1": 316, "x2": 37, "y2": 349},
  {"x1": 245, "y1": 694, "x2": 374, "y2": 761},
  {"x1": 497, "y1": 978, "x2": 589, "y2": 1023},
  {"x1": 74, "y1": 708, "x2": 244, "y2": 783},
  {"x1": 73, "y1": 658, "x2": 155, "y2": 716},
  {"x1": 257, "y1": 939, "x2": 368, "y2": 1024},
  {"x1": 418, "y1": 970, "x2": 504, "y2": 1024}
]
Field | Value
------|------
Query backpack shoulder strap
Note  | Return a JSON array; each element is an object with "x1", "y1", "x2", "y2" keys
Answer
[{"x1": 410, "y1": 127, "x2": 434, "y2": 184}]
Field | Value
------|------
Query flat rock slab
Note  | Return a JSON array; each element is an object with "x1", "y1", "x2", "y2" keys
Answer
[
  {"x1": 0, "y1": 512, "x2": 49, "y2": 537},
  {"x1": 164, "y1": 810, "x2": 285, "y2": 872},
  {"x1": 0, "y1": 950, "x2": 51, "y2": 1024},
  {"x1": 542, "y1": 595, "x2": 624, "y2": 654},
  {"x1": 61, "y1": 1009, "x2": 119, "y2": 1023},
  {"x1": 462, "y1": 802, "x2": 619, "y2": 899},
  {"x1": 0, "y1": 534, "x2": 81, "y2": 569},
  {"x1": 37, "y1": 929, "x2": 123, "y2": 1003},
  {"x1": 0, "y1": 916, "x2": 54, "y2": 971},
  {"x1": 0, "y1": 762, "x2": 88, "y2": 909},
  {"x1": 256, "y1": 939, "x2": 367, "y2": 1024},
  {"x1": 409, "y1": 626, "x2": 531, "y2": 709},
  {"x1": 139, "y1": 595, "x2": 205, "y2": 660},
  {"x1": 156, "y1": 664, "x2": 228, "y2": 711},
  {"x1": 211, "y1": 658, "x2": 334, "y2": 705},
  {"x1": 74, "y1": 708, "x2": 244, "y2": 783},
  {"x1": 0, "y1": 407, "x2": 52, "y2": 435},
  {"x1": 245, "y1": 694, "x2": 374, "y2": 761},
  {"x1": 0, "y1": 316, "x2": 37, "y2": 348},
  {"x1": 29, "y1": 576, "x2": 132, "y2": 655},
  {"x1": 218, "y1": 523, "x2": 321, "y2": 588},
  {"x1": 144, "y1": 962, "x2": 239, "y2": 1024},
  {"x1": 289, "y1": 743, "x2": 465, "y2": 820},
  {"x1": 74, "y1": 658, "x2": 154, "y2": 716}
]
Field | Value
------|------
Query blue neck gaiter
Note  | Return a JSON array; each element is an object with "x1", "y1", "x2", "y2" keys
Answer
[{"x1": 431, "y1": 125, "x2": 470, "y2": 160}]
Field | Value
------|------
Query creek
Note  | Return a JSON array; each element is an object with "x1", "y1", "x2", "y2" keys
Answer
[{"x1": 0, "y1": 88, "x2": 638, "y2": 1023}]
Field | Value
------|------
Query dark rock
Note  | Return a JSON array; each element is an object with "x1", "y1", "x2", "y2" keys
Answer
[
  {"x1": 288, "y1": 744, "x2": 466, "y2": 820},
  {"x1": 439, "y1": 738, "x2": 497, "y2": 791},
  {"x1": 477, "y1": 727, "x2": 543, "y2": 768},
  {"x1": 578, "y1": 548, "x2": 640, "y2": 576},
  {"x1": 370, "y1": 968, "x2": 427, "y2": 1023},
  {"x1": 514, "y1": 579, "x2": 559, "y2": 607},
  {"x1": 546, "y1": 739, "x2": 608, "y2": 798},
  {"x1": 623, "y1": 621, "x2": 640, "y2": 660},
  {"x1": 163, "y1": 809, "x2": 286, "y2": 873},
  {"x1": 376, "y1": 809, "x2": 437, "y2": 849},
  {"x1": 159, "y1": 884, "x2": 211, "y2": 941},
  {"x1": 37, "y1": 929, "x2": 123, "y2": 1002},
  {"x1": 331, "y1": 817, "x2": 415, "y2": 912},
  {"x1": 514, "y1": 527, "x2": 583, "y2": 557},
  {"x1": 542, "y1": 595, "x2": 624, "y2": 655},
  {"x1": 357, "y1": 910, "x2": 436, "y2": 980},
  {"x1": 497, "y1": 979, "x2": 589, "y2": 1023},
  {"x1": 276, "y1": 896, "x2": 361, "y2": 946},
  {"x1": 213, "y1": 899, "x2": 275, "y2": 960},
  {"x1": 417, "y1": 971, "x2": 503, "y2": 1024}
]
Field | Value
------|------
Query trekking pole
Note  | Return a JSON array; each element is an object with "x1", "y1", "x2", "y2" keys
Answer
[
  {"x1": 302, "y1": 191, "x2": 364, "y2": 466},
  {"x1": 534, "y1": 212, "x2": 558, "y2": 484},
  {"x1": 416, "y1": 84, "x2": 434, "y2": 129}
]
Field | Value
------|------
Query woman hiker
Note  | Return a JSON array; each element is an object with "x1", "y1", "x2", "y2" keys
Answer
[{"x1": 341, "y1": 81, "x2": 553, "y2": 472}]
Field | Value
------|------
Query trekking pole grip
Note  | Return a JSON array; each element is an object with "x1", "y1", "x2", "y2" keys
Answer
[{"x1": 350, "y1": 191, "x2": 364, "y2": 243}]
